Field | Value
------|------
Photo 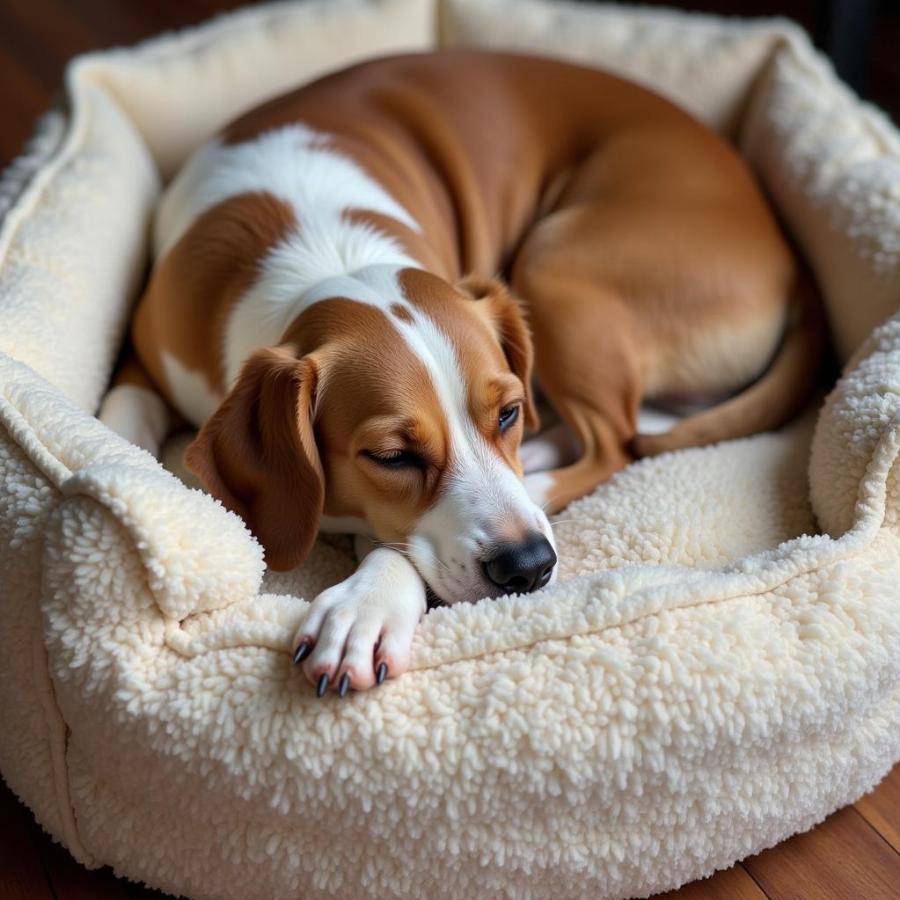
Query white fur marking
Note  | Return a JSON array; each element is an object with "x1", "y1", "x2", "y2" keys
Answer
[
  {"x1": 160, "y1": 352, "x2": 223, "y2": 427},
  {"x1": 523, "y1": 472, "x2": 555, "y2": 507},
  {"x1": 225, "y1": 237, "x2": 416, "y2": 386},
  {"x1": 636, "y1": 406, "x2": 684, "y2": 435},
  {"x1": 155, "y1": 125, "x2": 420, "y2": 258},
  {"x1": 520, "y1": 423, "x2": 578, "y2": 473},
  {"x1": 98, "y1": 384, "x2": 170, "y2": 457}
]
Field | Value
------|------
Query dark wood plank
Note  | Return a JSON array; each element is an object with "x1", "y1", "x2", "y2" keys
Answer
[
  {"x1": 64, "y1": 0, "x2": 250, "y2": 43},
  {"x1": 0, "y1": 41, "x2": 53, "y2": 167},
  {"x1": 817, "y1": 0, "x2": 878, "y2": 91},
  {"x1": 0, "y1": 0, "x2": 254, "y2": 167},
  {"x1": 870, "y1": 7, "x2": 900, "y2": 125},
  {"x1": 856, "y1": 765, "x2": 900, "y2": 855},
  {"x1": 0, "y1": 781, "x2": 55, "y2": 900},
  {"x1": 0, "y1": 779, "x2": 170, "y2": 900},
  {"x1": 743, "y1": 805, "x2": 900, "y2": 900},
  {"x1": 39, "y1": 837, "x2": 166, "y2": 900},
  {"x1": 0, "y1": 0, "x2": 97, "y2": 89},
  {"x1": 658, "y1": 862, "x2": 768, "y2": 899}
]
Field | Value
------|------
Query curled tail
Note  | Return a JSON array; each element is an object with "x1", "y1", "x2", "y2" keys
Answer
[{"x1": 631, "y1": 273, "x2": 826, "y2": 458}]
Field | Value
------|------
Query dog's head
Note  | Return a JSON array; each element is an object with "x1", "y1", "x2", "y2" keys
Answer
[{"x1": 185, "y1": 265, "x2": 556, "y2": 603}]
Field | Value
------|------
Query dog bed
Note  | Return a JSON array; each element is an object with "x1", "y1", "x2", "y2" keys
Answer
[{"x1": 1, "y1": 1, "x2": 899, "y2": 897}]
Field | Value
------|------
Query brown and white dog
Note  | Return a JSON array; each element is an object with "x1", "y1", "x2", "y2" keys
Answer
[{"x1": 99, "y1": 51, "x2": 823, "y2": 696}]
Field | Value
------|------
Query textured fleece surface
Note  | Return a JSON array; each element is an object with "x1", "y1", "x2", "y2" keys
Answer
[{"x1": 0, "y1": 1, "x2": 898, "y2": 899}]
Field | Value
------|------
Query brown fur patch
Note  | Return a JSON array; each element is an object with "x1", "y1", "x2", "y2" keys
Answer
[
  {"x1": 132, "y1": 192, "x2": 296, "y2": 400},
  {"x1": 390, "y1": 303, "x2": 413, "y2": 323},
  {"x1": 184, "y1": 347, "x2": 323, "y2": 570},
  {"x1": 281, "y1": 299, "x2": 450, "y2": 541}
]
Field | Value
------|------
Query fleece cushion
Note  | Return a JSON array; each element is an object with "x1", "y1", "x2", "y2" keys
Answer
[{"x1": 0, "y1": 1, "x2": 898, "y2": 898}]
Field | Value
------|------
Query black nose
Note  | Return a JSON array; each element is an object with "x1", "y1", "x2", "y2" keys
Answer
[{"x1": 482, "y1": 533, "x2": 557, "y2": 594}]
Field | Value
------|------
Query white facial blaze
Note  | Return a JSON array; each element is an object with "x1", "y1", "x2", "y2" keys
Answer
[{"x1": 391, "y1": 298, "x2": 556, "y2": 604}]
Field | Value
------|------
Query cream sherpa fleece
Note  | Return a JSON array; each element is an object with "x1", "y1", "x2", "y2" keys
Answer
[{"x1": 0, "y1": 2, "x2": 898, "y2": 898}]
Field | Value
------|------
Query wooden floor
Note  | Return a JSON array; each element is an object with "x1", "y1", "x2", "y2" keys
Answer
[
  {"x1": 1, "y1": 0, "x2": 899, "y2": 897},
  {"x1": 2, "y1": 767, "x2": 899, "y2": 899}
]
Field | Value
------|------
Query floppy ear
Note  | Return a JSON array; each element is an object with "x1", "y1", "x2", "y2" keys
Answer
[
  {"x1": 184, "y1": 345, "x2": 323, "y2": 571},
  {"x1": 458, "y1": 276, "x2": 539, "y2": 431}
]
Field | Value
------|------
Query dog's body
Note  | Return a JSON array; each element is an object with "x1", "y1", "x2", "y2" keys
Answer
[{"x1": 101, "y1": 51, "x2": 822, "y2": 694}]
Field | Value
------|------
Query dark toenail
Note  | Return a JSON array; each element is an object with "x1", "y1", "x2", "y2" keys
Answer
[
  {"x1": 339, "y1": 673, "x2": 351, "y2": 698},
  {"x1": 293, "y1": 641, "x2": 311, "y2": 664},
  {"x1": 316, "y1": 673, "x2": 329, "y2": 697},
  {"x1": 376, "y1": 662, "x2": 388, "y2": 685}
]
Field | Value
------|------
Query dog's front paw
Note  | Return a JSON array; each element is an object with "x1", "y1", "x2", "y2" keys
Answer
[{"x1": 291, "y1": 552, "x2": 425, "y2": 696}]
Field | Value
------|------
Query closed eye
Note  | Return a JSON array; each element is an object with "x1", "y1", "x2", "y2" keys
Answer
[{"x1": 362, "y1": 449, "x2": 427, "y2": 470}]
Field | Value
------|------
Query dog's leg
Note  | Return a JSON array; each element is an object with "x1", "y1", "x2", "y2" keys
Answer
[
  {"x1": 98, "y1": 354, "x2": 174, "y2": 457},
  {"x1": 292, "y1": 536, "x2": 426, "y2": 695},
  {"x1": 524, "y1": 434, "x2": 631, "y2": 513},
  {"x1": 523, "y1": 338, "x2": 639, "y2": 512},
  {"x1": 514, "y1": 270, "x2": 641, "y2": 513}
]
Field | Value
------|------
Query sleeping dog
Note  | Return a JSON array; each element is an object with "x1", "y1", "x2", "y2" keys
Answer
[{"x1": 100, "y1": 51, "x2": 822, "y2": 696}]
